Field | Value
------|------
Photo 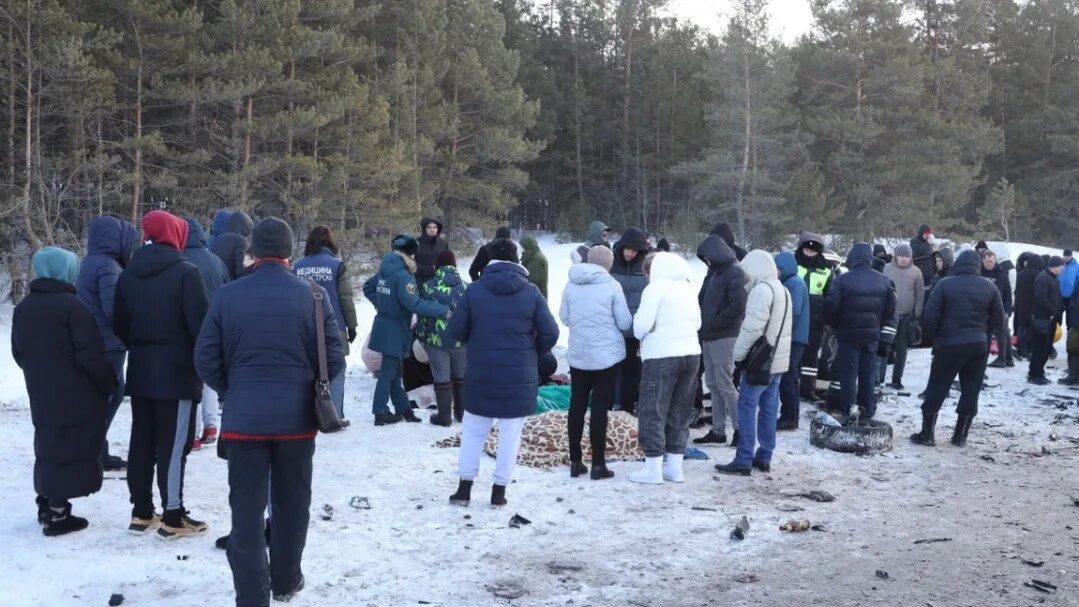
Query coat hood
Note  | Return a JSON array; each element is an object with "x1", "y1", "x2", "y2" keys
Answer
[
  {"x1": 480, "y1": 261, "x2": 531, "y2": 295},
  {"x1": 933, "y1": 247, "x2": 954, "y2": 273},
  {"x1": 697, "y1": 235, "x2": 736, "y2": 269},
  {"x1": 616, "y1": 227, "x2": 650, "y2": 253},
  {"x1": 774, "y1": 251, "x2": 799, "y2": 281},
  {"x1": 142, "y1": 210, "x2": 188, "y2": 251},
  {"x1": 951, "y1": 249, "x2": 981, "y2": 276},
  {"x1": 185, "y1": 218, "x2": 209, "y2": 249},
  {"x1": 521, "y1": 235, "x2": 540, "y2": 253},
  {"x1": 32, "y1": 246, "x2": 80, "y2": 285},
  {"x1": 211, "y1": 210, "x2": 233, "y2": 237},
  {"x1": 226, "y1": 211, "x2": 254, "y2": 237},
  {"x1": 648, "y1": 252, "x2": 691, "y2": 283},
  {"x1": 126, "y1": 243, "x2": 188, "y2": 278},
  {"x1": 420, "y1": 216, "x2": 443, "y2": 239},
  {"x1": 494, "y1": 226, "x2": 512, "y2": 240},
  {"x1": 845, "y1": 242, "x2": 873, "y2": 269},
  {"x1": 916, "y1": 224, "x2": 932, "y2": 240},
  {"x1": 1018, "y1": 251, "x2": 1044, "y2": 272},
  {"x1": 87, "y1": 216, "x2": 138, "y2": 265},
  {"x1": 585, "y1": 221, "x2": 609, "y2": 245},
  {"x1": 710, "y1": 223, "x2": 739, "y2": 248},
  {"x1": 379, "y1": 251, "x2": 416, "y2": 277},
  {"x1": 568, "y1": 261, "x2": 615, "y2": 286},
  {"x1": 742, "y1": 249, "x2": 778, "y2": 286}
]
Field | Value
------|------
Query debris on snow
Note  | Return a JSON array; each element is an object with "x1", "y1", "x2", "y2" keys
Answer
[
  {"x1": 108, "y1": 594, "x2": 124, "y2": 606},
  {"x1": 509, "y1": 514, "x2": 531, "y2": 528},
  {"x1": 734, "y1": 574, "x2": 759, "y2": 583},
  {"x1": 792, "y1": 490, "x2": 836, "y2": 503},
  {"x1": 1024, "y1": 579, "x2": 1057, "y2": 594},
  {"x1": 320, "y1": 504, "x2": 334, "y2": 521},
  {"x1": 730, "y1": 516, "x2": 750, "y2": 541},
  {"x1": 875, "y1": 569, "x2": 890, "y2": 580},
  {"x1": 348, "y1": 496, "x2": 371, "y2": 510},
  {"x1": 913, "y1": 537, "x2": 953, "y2": 545},
  {"x1": 546, "y1": 560, "x2": 584, "y2": 574},
  {"x1": 779, "y1": 520, "x2": 811, "y2": 532},
  {"x1": 485, "y1": 580, "x2": 528, "y2": 599}
]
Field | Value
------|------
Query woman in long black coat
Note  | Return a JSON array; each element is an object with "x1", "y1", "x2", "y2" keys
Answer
[{"x1": 12, "y1": 246, "x2": 118, "y2": 536}]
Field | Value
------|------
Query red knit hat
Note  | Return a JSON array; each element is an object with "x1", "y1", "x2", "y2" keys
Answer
[{"x1": 142, "y1": 210, "x2": 188, "y2": 251}]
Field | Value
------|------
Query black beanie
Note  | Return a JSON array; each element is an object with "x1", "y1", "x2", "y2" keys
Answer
[
  {"x1": 1064, "y1": 249, "x2": 1073, "y2": 257},
  {"x1": 488, "y1": 238, "x2": 518, "y2": 263},
  {"x1": 975, "y1": 240, "x2": 988, "y2": 251},
  {"x1": 1048, "y1": 256, "x2": 1066, "y2": 269},
  {"x1": 495, "y1": 226, "x2": 512, "y2": 239},
  {"x1": 250, "y1": 217, "x2": 294, "y2": 259},
  {"x1": 391, "y1": 234, "x2": 419, "y2": 256},
  {"x1": 656, "y1": 238, "x2": 671, "y2": 252}
]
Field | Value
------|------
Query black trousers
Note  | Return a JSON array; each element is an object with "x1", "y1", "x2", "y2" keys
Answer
[
  {"x1": 799, "y1": 326, "x2": 824, "y2": 398},
  {"x1": 227, "y1": 439, "x2": 315, "y2": 607},
  {"x1": 619, "y1": 336, "x2": 642, "y2": 414},
  {"x1": 569, "y1": 366, "x2": 617, "y2": 465},
  {"x1": 921, "y1": 343, "x2": 989, "y2": 418},
  {"x1": 128, "y1": 398, "x2": 196, "y2": 521},
  {"x1": 1029, "y1": 327, "x2": 1054, "y2": 379}
]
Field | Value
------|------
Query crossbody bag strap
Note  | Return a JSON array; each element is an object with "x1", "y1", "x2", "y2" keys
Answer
[
  {"x1": 767, "y1": 281, "x2": 790, "y2": 346},
  {"x1": 310, "y1": 281, "x2": 329, "y2": 383}
]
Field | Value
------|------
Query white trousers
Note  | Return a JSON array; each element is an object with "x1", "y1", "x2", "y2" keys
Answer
[
  {"x1": 197, "y1": 384, "x2": 220, "y2": 433},
  {"x1": 457, "y1": 413, "x2": 527, "y2": 487}
]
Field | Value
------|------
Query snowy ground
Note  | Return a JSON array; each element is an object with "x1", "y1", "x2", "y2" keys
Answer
[{"x1": 0, "y1": 237, "x2": 1076, "y2": 606}]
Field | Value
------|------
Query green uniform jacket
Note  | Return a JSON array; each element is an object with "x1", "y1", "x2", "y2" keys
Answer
[{"x1": 520, "y1": 236, "x2": 549, "y2": 299}]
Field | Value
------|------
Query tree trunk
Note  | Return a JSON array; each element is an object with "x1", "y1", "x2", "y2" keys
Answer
[
  {"x1": 96, "y1": 115, "x2": 104, "y2": 216},
  {"x1": 131, "y1": 35, "x2": 144, "y2": 226},
  {"x1": 241, "y1": 96, "x2": 253, "y2": 208},
  {"x1": 21, "y1": 0, "x2": 38, "y2": 248},
  {"x1": 735, "y1": 35, "x2": 751, "y2": 245},
  {"x1": 6, "y1": 21, "x2": 14, "y2": 188},
  {"x1": 573, "y1": 25, "x2": 584, "y2": 209},
  {"x1": 622, "y1": 2, "x2": 635, "y2": 204}
]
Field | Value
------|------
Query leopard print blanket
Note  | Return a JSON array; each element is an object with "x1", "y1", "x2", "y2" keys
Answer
[{"x1": 433, "y1": 411, "x2": 643, "y2": 469}]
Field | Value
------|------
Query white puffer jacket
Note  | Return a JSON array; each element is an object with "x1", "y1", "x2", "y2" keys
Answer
[
  {"x1": 632, "y1": 252, "x2": 702, "y2": 360},
  {"x1": 733, "y1": 250, "x2": 793, "y2": 375},
  {"x1": 560, "y1": 263, "x2": 633, "y2": 370}
]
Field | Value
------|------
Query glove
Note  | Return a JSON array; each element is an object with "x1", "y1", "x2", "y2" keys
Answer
[
  {"x1": 877, "y1": 341, "x2": 892, "y2": 358},
  {"x1": 347, "y1": 327, "x2": 357, "y2": 344}
]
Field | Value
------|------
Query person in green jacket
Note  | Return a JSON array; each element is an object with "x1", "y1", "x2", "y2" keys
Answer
[{"x1": 520, "y1": 235, "x2": 549, "y2": 299}]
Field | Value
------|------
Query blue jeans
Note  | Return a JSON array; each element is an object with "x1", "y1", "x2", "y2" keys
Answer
[
  {"x1": 102, "y1": 351, "x2": 127, "y2": 458},
  {"x1": 372, "y1": 354, "x2": 410, "y2": 416},
  {"x1": 836, "y1": 340, "x2": 879, "y2": 418},
  {"x1": 734, "y1": 374, "x2": 781, "y2": 467},
  {"x1": 330, "y1": 372, "x2": 346, "y2": 418}
]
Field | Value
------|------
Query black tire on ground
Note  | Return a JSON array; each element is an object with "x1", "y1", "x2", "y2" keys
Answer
[{"x1": 810, "y1": 418, "x2": 894, "y2": 454}]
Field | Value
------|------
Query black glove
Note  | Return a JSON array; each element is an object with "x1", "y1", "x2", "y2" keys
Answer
[
  {"x1": 347, "y1": 327, "x2": 357, "y2": 343},
  {"x1": 877, "y1": 340, "x2": 892, "y2": 358}
]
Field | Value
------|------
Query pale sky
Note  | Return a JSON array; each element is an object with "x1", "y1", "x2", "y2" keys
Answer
[{"x1": 664, "y1": 0, "x2": 814, "y2": 42}]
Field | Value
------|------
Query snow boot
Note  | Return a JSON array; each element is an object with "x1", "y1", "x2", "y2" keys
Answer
[
  {"x1": 452, "y1": 380, "x2": 465, "y2": 423},
  {"x1": 273, "y1": 575, "x2": 304, "y2": 603},
  {"x1": 951, "y1": 414, "x2": 973, "y2": 447},
  {"x1": 776, "y1": 418, "x2": 799, "y2": 431},
  {"x1": 430, "y1": 383, "x2": 453, "y2": 426},
  {"x1": 987, "y1": 357, "x2": 1007, "y2": 369},
  {"x1": 490, "y1": 484, "x2": 508, "y2": 507},
  {"x1": 693, "y1": 430, "x2": 727, "y2": 444},
  {"x1": 1027, "y1": 375, "x2": 1050, "y2": 386},
  {"x1": 590, "y1": 463, "x2": 614, "y2": 480},
  {"x1": 662, "y1": 453, "x2": 684, "y2": 483},
  {"x1": 102, "y1": 454, "x2": 127, "y2": 471},
  {"x1": 1058, "y1": 356, "x2": 1079, "y2": 386},
  {"x1": 36, "y1": 495, "x2": 48, "y2": 525},
  {"x1": 399, "y1": 409, "x2": 422, "y2": 423},
  {"x1": 569, "y1": 461, "x2": 588, "y2": 478},
  {"x1": 628, "y1": 456, "x2": 664, "y2": 485},
  {"x1": 910, "y1": 412, "x2": 938, "y2": 447},
  {"x1": 42, "y1": 503, "x2": 89, "y2": 537},
  {"x1": 449, "y1": 479, "x2": 472, "y2": 506}
]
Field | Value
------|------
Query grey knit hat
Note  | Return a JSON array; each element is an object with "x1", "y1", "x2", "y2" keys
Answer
[
  {"x1": 894, "y1": 243, "x2": 912, "y2": 258},
  {"x1": 250, "y1": 217, "x2": 294, "y2": 259}
]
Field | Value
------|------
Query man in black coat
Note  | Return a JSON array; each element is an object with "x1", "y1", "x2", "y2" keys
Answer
[
  {"x1": 710, "y1": 222, "x2": 747, "y2": 261},
  {"x1": 114, "y1": 210, "x2": 210, "y2": 538},
  {"x1": 981, "y1": 250, "x2": 1014, "y2": 368},
  {"x1": 1013, "y1": 252, "x2": 1044, "y2": 359},
  {"x1": 912, "y1": 250, "x2": 1005, "y2": 447},
  {"x1": 415, "y1": 216, "x2": 449, "y2": 286},
  {"x1": 210, "y1": 211, "x2": 254, "y2": 280},
  {"x1": 910, "y1": 224, "x2": 936, "y2": 286},
  {"x1": 611, "y1": 227, "x2": 652, "y2": 415},
  {"x1": 1028, "y1": 257, "x2": 1067, "y2": 384},
  {"x1": 468, "y1": 226, "x2": 513, "y2": 281}
]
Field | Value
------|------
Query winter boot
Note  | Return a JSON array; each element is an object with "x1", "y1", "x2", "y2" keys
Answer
[
  {"x1": 374, "y1": 413, "x2": 401, "y2": 426},
  {"x1": 452, "y1": 380, "x2": 465, "y2": 422},
  {"x1": 951, "y1": 414, "x2": 973, "y2": 447},
  {"x1": 490, "y1": 484, "x2": 508, "y2": 507},
  {"x1": 399, "y1": 409, "x2": 422, "y2": 423},
  {"x1": 987, "y1": 357, "x2": 1008, "y2": 369},
  {"x1": 910, "y1": 412, "x2": 938, "y2": 447},
  {"x1": 42, "y1": 503, "x2": 89, "y2": 537},
  {"x1": 569, "y1": 461, "x2": 588, "y2": 478},
  {"x1": 102, "y1": 454, "x2": 127, "y2": 472},
  {"x1": 662, "y1": 453, "x2": 684, "y2": 483},
  {"x1": 590, "y1": 463, "x2": 614, "y2": 480},
  {"x1": 430, "y1": 383, "x2": 453, "y2": 426},
  {"x1": 1058, "y1": 356, "x2": 1079, "y2": 386},
  {"x1": 36, "y1": 495, "x2": 48, "y2": 525},
  {"x1": 157, "y1": 510, "x2": 208, "y2": 539},
  {"x1": 272, "y1": 575, "x2": 305, "y2": 603},
  {"x1": 449, "y1": 479, "x2": 472, "y2": 506},
  {"x1": 628, "y1": 456, "x2": 664, "y2": 485},
  {"x1": 693, "y1": 430, "x2": 727, "y2": 444}
]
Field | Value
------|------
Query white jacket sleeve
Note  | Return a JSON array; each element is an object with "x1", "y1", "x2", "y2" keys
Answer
[
  {"x1": 612, "y1": 284, "x2": 633, "y2": 332},
  {"x1": 559, "y1": 286, "x2": 571, "y2": 327},
  {"x1": 733, "y1": 283, "x2": 774, "y2": 362},
  {"x1": 633, "y1": 285, "x2": 660, "y2": 340}
]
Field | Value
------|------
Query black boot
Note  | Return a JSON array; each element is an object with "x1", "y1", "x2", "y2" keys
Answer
[
  {"x1": 569, "y1": 461, "x2": 588, "y2": 478},
  {"x1": 399, "y1": 409, "x2": 422, "y2": 423},
  {"x1": 374, "y1": 413, "x2": 401, "y2": 426},
  {"x1": 430, "y1": 383, "x2": 453, "y2": 426},
  {"x1": 693, "y1": 430, "x2": 727, "y2": 444},
  {"x1": 910, "y1": 412, "x2": 938, "y2": 447},
  {"x1": 449, "y1": 479, "x2": 473, "y2": 506},
  {"x1": 590, "y1": 463, "x2": 614, "y2": 480},
  {"x1": 42, "y1": 502, "x2": 89, "y2": 537},
  {"x1": 452, "y1": 380, "x2": 465, "y2": 422},
  {"x1": 987, "y1": 357, "x2": 1007, "y2": 368},
  {"x1": 36, "y1": 495, "x2": 49, "y2": 525},
  {"x1": 490, "y1": 484, "x2": 507, "y2": 507},
  {"x1": 1058, "y1": 356, "x2": 1079, "y2": 386},
  {"x1": 951, "y1": 415, "x2": 973, "y2": 447}
]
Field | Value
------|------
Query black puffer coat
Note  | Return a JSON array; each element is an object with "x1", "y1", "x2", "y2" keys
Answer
[
  {"x1": 611, "y1": 227, "x2": 651, "y2": 314},
  {"x1": 922, "y1": 250, "x2": 1006, "y2": 348},
  {"x1": 209, "y1": 211, "x2": 253, "y2": 280},
  {"x1": 415, "y1": 216, "x2": 448, "y2": 287},
  {"x1": 13, "y1": 279, "x2": 118, "y2": 500},
  {"x1": 981, "y1": 264, "x2": 1014, "y2": 316},
  {"x1": 1014, "y1": 252, "x2": 1044, "y2": 328},
  {"x1": 824, "y1": 243, "x2": 897, "y2": 345},
  {"x1": 910, "y1": 225, "x2": 935, "y2": 286},
  {"x1": 697, "y1": 235, "x2": 748, "y2": 341},
  {"x1": 1032, "y1": 269, "x2": 1064, "y2": 329},
  {"x1": 710, "y1": 222, "x2": 747, "y2": 261}
]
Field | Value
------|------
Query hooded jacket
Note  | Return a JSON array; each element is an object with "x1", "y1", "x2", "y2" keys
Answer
[
  {"x1": 776, "y1": 251, "x2": 810, "y2": 345},
  {"x1": 871, "y1": 244, "x2": 891, "y2": 273},
  {"x1": 1060, "y1": 258, "x2": 1079, "y2": 299},
  {"x1": 794, "y1": 231, "x2": 833, "y2": 332},
  {"x1": 710, "y1": 222, "x2": 747, "y2": 261},
  {"x1": 449, "y1": 261, "x2": 560, "y2": 419},
  {"x1": 1015, "y1": 252, "x2": 1045, "y2": 327},
  {"x1": 415, "y1": 216, "x2": 449, "y2": 287},
  {"x1": 981, "y1": 262, "x2": 1014, "y2": 317},
  {"x1": 363, "y1": 251, "x2": 448, "y2": 358},
  {"x1": 520, "y1": 235, "x2": 549, "y2": 299},
  {"x1": 910, "y1": 224, "x2": 935, "y2": 285},
  {"x1": 571, "y1": 221, "x2": 611, "y2": 264},
  {"x1": 183, "y1": 218, "x2": 229, "y2": 301},
  {"x1": 1032, "y1": 268, "x2": 1064, "y2": 328},
  {"x1": 208, "y1": 210, "x2": 232, "y2": 250},
  {"x1": 210, "y1": 211, "x2": 253, "y2": 280},
  {"x1": 469, "y1": 226, "x2": 514, "y2": 281},
  {"x1": 922, "y1": 250, "x2": 1006, "y2": 348},
  {"x1": 697, "y1": 235, "x2": 748, "y2": 341},
  {"x1": 560, "y1": 262, "x2": 632, "y2": 371},
  {"x1": 732, "y1": 250, "x2": 793, "y2": 374},
  {"x1": 824, "y1": 243, "x2": 898, "y2": 345},
  {"x1": 76, "y1": 216, "x2": 139, "y2": 352},
  {"x1": 417, "y1": 265, "x2": 467, "y2": 350},
  {"x1": 611, "y1": 227, "x2": 651, "y2": 314},
  {"x1": 114, "y1": 212, "x2": 209, "y2": 400},
  {"x1": 14, "y1": 248, "x2": 118, "y2": 501},
  {"x1": 633, "y1": 252, "x2": 702, "y2": 360},
  {"x1": 884, "y1": 259, "x2": 925, "y2": 318}
]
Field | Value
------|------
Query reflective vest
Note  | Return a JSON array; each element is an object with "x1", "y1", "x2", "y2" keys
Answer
[{"x1": 798, "y1": 265, "x2": 831, "y2": 295}]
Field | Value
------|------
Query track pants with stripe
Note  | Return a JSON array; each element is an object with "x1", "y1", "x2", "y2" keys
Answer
[{"x1": 128, "y1": 398, "x2": 196, "y2": 524}]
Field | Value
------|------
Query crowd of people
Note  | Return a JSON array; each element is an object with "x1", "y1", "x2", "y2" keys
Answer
[{"x1": 10, "y1": 209, "x2": 1078, "y2": 606}]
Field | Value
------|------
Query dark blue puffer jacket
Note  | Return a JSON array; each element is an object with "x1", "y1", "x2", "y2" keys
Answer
[
  {"x1": 184, "y1": 218, "x2": 229, "y2": 300},
  {"x1": 824, "y1": 243, "x2": 897, "y2": 345},
  {"x1": 922, "y1": 250, "x2": 1006, "y2": 348},
  {"x1": 207, "y1": 210, "x2": 232, "y2": 250},
  {"x1": 76, "y1": 216, "x2": 138, "y2": 352},
  {"x1": 449, "y1": 262, "x2": 560, "y2": 419},
  {"x1": 776, "y1": 251, "x2": 811, "y2": 345}
]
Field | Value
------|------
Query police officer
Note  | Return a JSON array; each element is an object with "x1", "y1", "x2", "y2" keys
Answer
[{"x1": 794, "y1": 232, "x2": 834, "y2": 401}]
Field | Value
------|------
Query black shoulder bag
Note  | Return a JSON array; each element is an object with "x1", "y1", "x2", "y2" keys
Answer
[
  {"x1": 743, "y1": 282, "x2": 790, "y2": 387},
  {"x1": 311, "y1": 282, "x2": 345, "y2": 433}
]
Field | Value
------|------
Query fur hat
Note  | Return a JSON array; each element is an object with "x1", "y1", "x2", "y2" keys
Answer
[
  {"x1": 250, "y1": 217, "x2": 294, "y2": 259},
  {"x1": 488, "y1": 238, "x2": 518, "y2": 263},
  {"x1": 436, "y1": 249, "x2": 457, "y2": 268},
  {"x1": 587, "y1": 245, "x2": 614, "y2": 271},
  {"x1": 391, "y1": 234, "x2": 419, "y2": 256}
]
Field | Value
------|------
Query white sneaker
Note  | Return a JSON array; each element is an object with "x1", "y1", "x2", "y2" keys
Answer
[
  {"x1": 663, "y1": 453, "x2": 684, "y2": 483},
  {"x1": 628, "y1": 456, "x2": 664, "y2": 485}
]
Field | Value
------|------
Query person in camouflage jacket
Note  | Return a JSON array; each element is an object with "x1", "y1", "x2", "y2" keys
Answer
[{"x1": 417, "y1": 250, "x2": 468, "y2": 425}]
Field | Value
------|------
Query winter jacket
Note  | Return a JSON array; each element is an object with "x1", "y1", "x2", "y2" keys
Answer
[
  {"x1": 114, "y1": 223, "x2": 210, "y2": 401},
  {"x1": 415, "y1": 216, "x2": 449, "y2": 287},
  {"x1": 469, "y1": 226, "x2": 513, "y2": 281},
  {"x1": 76, "y1": 216, "x2": 138, "y2": 352},
  {"x1": 732, "y1": 251, "x2": 793, "y2": 374},
  {"x1": 363, "y1": 252, "x2": 448, "y2": 358},
  {"x1": 910, "y1": 225, "x2": 935, "y2": 286},
  {"x1": 883, "y1": 260, "x2": 925, "y2": 318},
  {"x1": 209, "y1": 211, "x2": 253, "y2": 280},
  {"x1": 195, "y1": 261, "x2": 345, "y2": 437},
  {"x1": 208, "y1": 209, "x2": 232, "y2": 250},
  {"x1": 294, "y1": 247, "x2": 358, "y2": 354},
  {"x1": 633, "y1": 252, "x2": 702, "y2": 360},
  {"x1": 710, "y1": 222, "x2": 748, "y2": 261},
  {"x1": 559, "y1": 262, "x2": 632, "y2": 371},
  {"x1": 417, "y1": 266, "x2": 467, "y2": 350},
  {"x1": 449, "y1": 261, "x2": 560, "y2": 419},
  {"x1": 14, "y1": 273, "x2": 117, "y2": 501},
  {"x1": 611, "y1": 227, "x2": 651, "y2": 314},
  {"x1": 925, "y1": 247, "x2": 955, "y2": 305},
  {"x1": 1032, "y1": 269, "x2": 1064, "y2": 330},
  {"x1": 775, "y1": 252, "x2": 810, "y2": 346},
  {"x1": 183, "y1": 218, "x2": 229, "y2": 301},
  {"x1": 795, "y1": 231, "x2": 834, "y2": 332},
  {"x1": 1060, "y1": 258, "x2": 1079, "y2": 299},
  {"x1": 571, "y1": 221, "x2": 611, "y2": 264},
  {"x1": 520, "y1": 236, "x2": 549, "y2": 299},
  {"x1": 824, "y1": 243, "x2": 898, "y2": 346},
  {"x1": 922, "y1": 250, "x2": 1006, "y2": 348},
  {"x1": 981, "y1": 264, "x2": 1014, "y2": 316},
  {"x1": 1015, "y1": 252, "x2": 1044, "y2": 327},
  {"x1": 697, "y1": 235, "x2": 748, "y2": 341}
]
